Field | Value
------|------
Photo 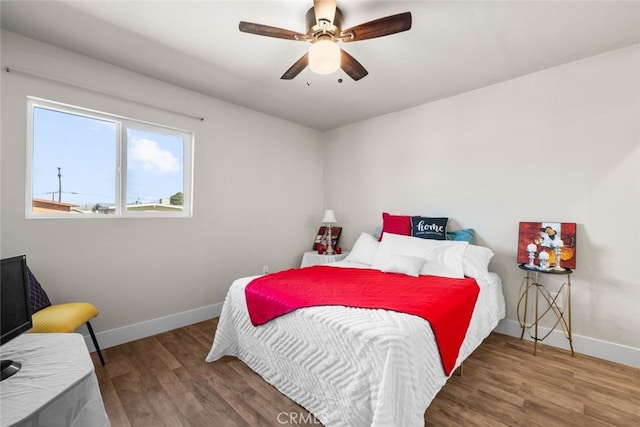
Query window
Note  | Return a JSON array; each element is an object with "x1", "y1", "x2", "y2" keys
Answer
[{"x1": 27, "y1": 98, "x2": 193, "y2": 217}]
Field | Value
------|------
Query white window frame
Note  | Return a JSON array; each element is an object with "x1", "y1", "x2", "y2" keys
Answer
[{"x1": 26, "y1": 97, "x2": 194, "y2": 218}]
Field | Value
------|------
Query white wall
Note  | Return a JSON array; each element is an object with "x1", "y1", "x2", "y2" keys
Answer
[
  {"x1": 324, "y1": 45, "x2": 640, "y2": 361},
  {"x1": 1, "y1": 31, "x2": 324, "y2": 343}
]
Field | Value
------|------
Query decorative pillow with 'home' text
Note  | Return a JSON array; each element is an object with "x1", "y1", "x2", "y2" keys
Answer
[{"x1": 410, "y1": 217, "x2": 448, "y2": 240}]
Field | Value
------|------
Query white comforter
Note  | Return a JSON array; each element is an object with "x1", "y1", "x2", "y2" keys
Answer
[{"x1": 206, "y1": 262, "x2": 505, "y2": 426}]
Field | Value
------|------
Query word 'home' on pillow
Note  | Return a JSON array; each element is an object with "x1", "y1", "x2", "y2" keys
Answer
[{"x1": 410, "y1": 216, "x2": 449, "y2": 240}]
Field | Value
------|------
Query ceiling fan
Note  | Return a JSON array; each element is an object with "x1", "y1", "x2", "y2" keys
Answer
[{"x1": 239, "y1": 0, "x2": 412, "y2": 81}]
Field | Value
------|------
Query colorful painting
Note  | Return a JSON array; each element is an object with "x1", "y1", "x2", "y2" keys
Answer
[
  {"x1": 517, "y1": 222, "x2": 577, "y2": 269},
  {"x1": 313, "y1": 226, "x2": 342, "y2": 250}
]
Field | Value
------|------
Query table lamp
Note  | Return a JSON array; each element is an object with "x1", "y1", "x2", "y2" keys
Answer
[{"x1": 321, "y1": 209, "x2": 338, "y2": 255}]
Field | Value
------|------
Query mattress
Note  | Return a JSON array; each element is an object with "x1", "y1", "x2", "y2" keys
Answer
[{"x1": 206, "y1": 261, "x2": 505, "y2": 426}]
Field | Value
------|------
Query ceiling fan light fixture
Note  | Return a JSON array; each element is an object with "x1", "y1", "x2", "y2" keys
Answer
[
  {"x1": 240, "y1": 3, "x2": 412, "y2": 81},
  {"x1": 308, "y1": 39, "x2": 340, "y2": 74}
]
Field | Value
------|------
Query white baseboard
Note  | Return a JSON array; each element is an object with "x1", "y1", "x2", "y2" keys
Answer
[
  {"x1": 494, "y1": 319, "x2": 640, "y2": 369},
  {"x1": 81, "y1": 303, "x2": 223, "y2": 352}
]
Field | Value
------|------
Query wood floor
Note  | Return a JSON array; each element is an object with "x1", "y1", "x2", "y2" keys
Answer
[{"x1": 92, "y1": 318, "x2": 640, "y2": 426}]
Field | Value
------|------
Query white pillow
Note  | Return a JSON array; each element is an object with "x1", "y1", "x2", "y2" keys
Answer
[
  {"x1": 379, "y1": 254, "x2": 425, "y2": 277},
  {"x1": 462, "y1": 244, "x2": 494, "y2": 282},
  {"x1": 373, "y1": 233, "x2": 468, "y2": 279},
  {"x1": 344, "y1": 232, "x2": 379, "y2": 266}
]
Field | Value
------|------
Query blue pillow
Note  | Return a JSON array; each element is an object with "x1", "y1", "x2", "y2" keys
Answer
[
  {"x1": 372, "y1": 226, "x2": 382, "y2": 240},
  {"x1": 410, "y1": 217, "x2": 448, "y2": 240},
  {"x1": 447, "y1": 228, "x2": 475, "y2": 244}
]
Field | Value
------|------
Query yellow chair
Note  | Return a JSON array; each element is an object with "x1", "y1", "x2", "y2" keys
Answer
[{"x1": 27, "y1": 268, "x2": 105, "y2": 366}]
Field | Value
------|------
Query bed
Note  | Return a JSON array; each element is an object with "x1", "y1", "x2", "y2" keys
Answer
[{"x1": 206, "y1": 232, "x2": 505, "y2": 426}]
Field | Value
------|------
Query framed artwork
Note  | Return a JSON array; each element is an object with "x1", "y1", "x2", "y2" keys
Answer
[
  {"x1": 312, "y1": 226, "x2": 342, "y2": 250},
  {"x1": 517, "y1": 222, "x2": 577, "y2": 269}
]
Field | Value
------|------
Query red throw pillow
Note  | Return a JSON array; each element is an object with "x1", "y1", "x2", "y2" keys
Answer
[{"x1": 379, "y1": 212, "x2": 412, "y2": 241}]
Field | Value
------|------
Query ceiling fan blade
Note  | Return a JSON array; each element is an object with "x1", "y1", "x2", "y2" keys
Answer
[
  {"x1": 341, "y1": 12, "x2": 412, "y2": 42},
  {"x1": 340, "y1": 49, "x2": 368, "y2": 81},
  {"x1": 239, "y1": 21, "x2": 307, "y2": 41},
  {"x1": 281, "y1": 53, "x2": 309, "y2": 80},
  {"x1": 314, "y1": 0, "x2": 337, "y2": 26}
]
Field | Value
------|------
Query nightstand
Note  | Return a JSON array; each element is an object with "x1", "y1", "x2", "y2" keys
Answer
[
  {"x1": 517, "y1": 264, "x2": 574, "y2": 356},
  {"x1": 300, "y1": 251, "x2": 349, "y2": 268}
]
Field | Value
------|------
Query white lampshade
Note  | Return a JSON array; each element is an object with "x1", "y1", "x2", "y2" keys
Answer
[
  {"x1": 321, "y1": 209, "x2": 337, "y2": 224},
  {"x1": 309, "y1": 39, "x2": 341, "y2": 75}
]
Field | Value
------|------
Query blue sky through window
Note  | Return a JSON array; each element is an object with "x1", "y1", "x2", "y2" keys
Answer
[
  {"x1": 126, "y1": 127, "x2": 184, "y2": 206},
  {"x1": 32, "y1": 107, "x2": 184, "y2": 210}
]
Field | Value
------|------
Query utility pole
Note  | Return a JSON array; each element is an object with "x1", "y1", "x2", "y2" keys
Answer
[{"x1": 57, "y1": 167, "x2": 62, "y2": 203}]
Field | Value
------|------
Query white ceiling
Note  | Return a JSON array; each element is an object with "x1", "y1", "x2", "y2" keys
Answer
[{"x1": 2, "y1": 1, "x2": 639, "y2": 131}]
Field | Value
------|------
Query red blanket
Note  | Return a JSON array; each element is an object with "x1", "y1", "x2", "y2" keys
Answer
[{"x1": 245, "y1": 266, "x2": 479, "y2": 375}]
